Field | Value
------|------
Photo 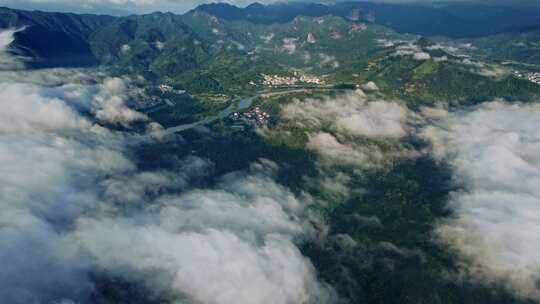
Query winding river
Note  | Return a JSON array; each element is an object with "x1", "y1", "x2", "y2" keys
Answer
[{"x1": 144, "y1": 87, "x2": 351, "y2": 139}]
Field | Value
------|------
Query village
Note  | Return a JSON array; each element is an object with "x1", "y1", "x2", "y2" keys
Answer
[
  {"x1": 159, "y1": 84, "x2": 186, "y2": 94},
  {"x1": 137, "y1": 84, "x2": 188, "y2": 114},
  {"x1": 229, "y1": 106, "x2": 271, "y2": 131},
  {"x1": 259, "y1": 72, "x2": 325, "y2": 87},
  {"x1": 513, "y1": 71, "x2": 540, "y2": 85},
  {"x1": 527, "y1": 72, "x2": 540, "y2": 85}
]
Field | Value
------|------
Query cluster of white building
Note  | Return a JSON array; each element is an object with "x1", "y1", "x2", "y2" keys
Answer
[
  {"x1": 299, "y1": 74, "x2": 325, "y2": 85},
  {"x1": 513, "y1": 71, "x2": 540, "y2": 85},
  {"x1": 260, "y1": 73, "x2": 324, "y2": 86},
  {"x1": 230, "y1": 106, "x2": 270, "y2": 128},
  {"x1": 159, "y1": 84, "x2": 174, "y2": 93},
  {"x1": 527, "y1": 72, "x2": 540, "y2": 85},
  {"x1": 350, "y1": 23, "x2": 368, "y2": 32},
  {"x1": 158, "y1": 84, "x2": 186, "y2": 95},
  {"x1": 262, "y1": 74, "x2": 298, "y2": 86}
]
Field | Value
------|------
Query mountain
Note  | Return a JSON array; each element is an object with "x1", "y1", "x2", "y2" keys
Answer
[
  {"x1": 0, "y1": 2, "x2": 131, "y2": 16},
  {"x1": 3, "y1": 4, "x2": 540, "y2": 304},
  {"x1": 88, "y1": 12, "x2": 206, "y2": 77},
  {"x1": 466, "y1": 29, "x2": 540, "y2": 66},
  {"x1": 191, "y1": 2, "x2": 332, "y2": 24},
  {"x1": 1, "y1": 4, "x2": 539, "y2": 102},
  {"x1": 0, "y1": 7, "x2": 114, "y2": 67},
  {"x1": 190, "y1": 1, "x2": 540, "y2": 38}
]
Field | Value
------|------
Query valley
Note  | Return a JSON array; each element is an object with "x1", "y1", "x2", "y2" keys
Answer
[{"x1": 2, "y1": 2, "x2": 540, "y2": 304}]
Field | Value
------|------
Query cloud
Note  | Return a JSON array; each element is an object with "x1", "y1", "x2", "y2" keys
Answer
[
  {"x1": 0, "y1": 51, "x2": 335, "y2": 303},
  {"x1": 282, "y1": 91, "x2": 410, "y2": 138},
  {"x1": 72, "y1": 222, "x2": 330, "y2": 304},
  {"x1": 457, "y1": 58, "x2": 510, "y2": 79},
  {"x1": 69, "y1": 163, "x2": 335, "y2": 304},
  {"x1": 0, "y1": 67, "x2": 105, "y2": 86},
  {"x1": 413, "y1": 52, "x2": 431, "y2": 61},
  {"x1": 318, "y1": 53, "x2": 339, "y2": 69},
  {"x1": 0, "y1": 82, "x2": 91, "y2": 134},
  {"x1": 422, "y1": 101, "x2": 540, "y2": 299},
  {"x1": 154, "y1": 40, "x2": 165, "y2": 50},
  {"x1": 282, "y1": 37, "x2": 298, "y2": 54},
  {"x1": 0, "y1": 28, "x2": 27, "y2": 70},
  {"x1": 120, "y1": 44, "x2": 131, "y2": 54},
  {"x1": 307, "y1": 132, "x2": 372, "y2": 166},
  {"x1": 92, "y1": 77, "x2": 149, "y2": 126},
  {"x1": 260, "y1": 32, "x2": 275, "y2": 44},
  {"x1": 433, "y1": 55, "x2": 448, "y2": 62},
  {"x1": 0, "y1": 77, "x2": 135, "y2": 303},
  {"x1": 361, "y1": 81, "x2": 379, "y2": 92},
  {"x1": 273, "y1": 91, "x2": 416, "y2": 201},
  {"x1": 392, "y1": 42, "x2": 421, "y2": 57},
  {"x1": 376, "y1": 38, "x2": 395, "y2": 48}
]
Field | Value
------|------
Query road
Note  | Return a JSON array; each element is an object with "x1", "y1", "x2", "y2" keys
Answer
[{"x1": 142, "y1": 87, "x2": 352, "y2": 139}]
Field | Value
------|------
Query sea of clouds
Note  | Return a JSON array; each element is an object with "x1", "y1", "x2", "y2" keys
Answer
[
  {"x1": 3, "y1": 22, "x2": 540, "y2": 303},
  {"x1": 276, "y1": 85, "x2": 540, "y2": 300},
  {"x1": 0, "y1": 28, "x2": 336, "y2": 304},
  {"x1": 422, "y1": 101, "x2": 540, "y2": 299}
]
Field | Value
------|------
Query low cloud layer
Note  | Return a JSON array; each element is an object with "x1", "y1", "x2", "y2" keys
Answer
[
  {"x1": 279, "y1": 91, "x2": 414, "y2": 170},
  {"x1": 423, "y1": 101, "x2": 540, "y2": 299},
  {"x1": 0, "y1": 28, "x2": 26, "y2": 70},
  {"x1": 0, "y1": 28, "x2": 334, "y2": 304},
  {"x1": 69, "y1": 164, "x2": 334, "y2": 304},
  {"x1": 0, "y1": 76, "x2": 136, "y2": 303},
  {"x1": 273, "y1": 91, "x2": 415, "y2": 201},
  {"x1": 282, "y1": 91, "x2": 410, "y2": 139}
]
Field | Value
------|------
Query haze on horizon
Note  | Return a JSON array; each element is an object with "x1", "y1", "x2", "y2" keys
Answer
[{"x1": 0, "y1": 0, "x2": 536, "y2": 15}]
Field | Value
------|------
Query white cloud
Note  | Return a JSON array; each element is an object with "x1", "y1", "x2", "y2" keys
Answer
[
  {"x1": 376, "y1": 38, "x2": 395, "y2": 48},
  {"x1": 69, "y1": 164, "x2": 335, "y2": 304},
  {"x1": 422, "y1": 101, "x2": 540, "y2": 300},
  {"x1": 283, "y1": 92, "x2": 410, "y2": 138},
  {"x1": 274, "y1": 91, "x2": 415, "y2": 200},
  {"x1": 0, "y1": 76, "x2": 135, "y2": 303},
  {"x1": 92, "y1": 77, "x2": 148, "y2": 126},
  {"x1": 413, "y1": 52, "x2": 431, "y2": 61},
  {"x1": 282, "y1": 37, "x2": 298, "y2": 54},
  {"x1": 307, "y1": 132, "x2": 373, "y2": 167},
  {"x1": 0, "y1": 82, "x2": 90, "y2": 134},
  {"x1": 0, "y1": 65, "x2": 335, "y2": 303},
  {"x1": 433, "y1": 55, "x2": 448, "y2": 62},
  {"x1": 260, "y1": 32, "x2": 275, "y2": 44},
  {"x1": 154, "y1": 40, "x2": 165, "y2": 50},
  {"x1": 120, "y1": 44, "x2": 131, "y2": 54},
  {"x1": 318, "y1": 53, "x2": 339, "y2": 69},
  {"x1": 73, "y1": 221, "x2": 328, "y2": 304},
  {"x1": 392, "y1": 42, "x2": 421, "y2": 57},
  {"x1": 0, "y1": 28, "x2": 27, "y2": 70},
  {"x1": 361, "y1": 81, "x2": 379, "y2": 92}
]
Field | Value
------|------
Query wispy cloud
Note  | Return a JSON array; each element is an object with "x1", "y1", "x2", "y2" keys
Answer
[
  {"x1": 423, "y1": 101, "x2": 540, "y2": 300},
  {"x1": 0, "y1": 27, "x2": 27, "y2": 70},
  {"x1": 0, "y1": 29, "x2": 335, "y2": 304}
]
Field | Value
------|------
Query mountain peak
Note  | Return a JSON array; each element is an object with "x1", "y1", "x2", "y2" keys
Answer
[{"x1": 190, "y1": 2, "x2": 244, "y2": 21}]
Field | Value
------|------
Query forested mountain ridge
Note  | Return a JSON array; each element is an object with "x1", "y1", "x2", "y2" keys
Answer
[
  {"x1": 1, "y1": 3, "x2": 540, "y2": 102},
  {"x1": 0, "y1": 6, "x2": 114, "y2": 67}
]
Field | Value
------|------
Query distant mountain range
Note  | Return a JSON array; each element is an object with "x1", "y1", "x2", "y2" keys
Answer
[
  {"x1": 2, "y1": 1, "x2": 540, "y2": 68},
  {"x1": 190, "y1": 1, "x2": 540, "y2": 37},
  {"x1": 1, "y1": 1, "x2": 540, "y2": 101},
  {"x1": 1, "y1": 1, "x2": 540, "y2": 69},
  {"x1": 0, "y1": 7, "x2": 113, "y2": 67}
]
